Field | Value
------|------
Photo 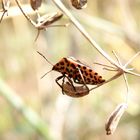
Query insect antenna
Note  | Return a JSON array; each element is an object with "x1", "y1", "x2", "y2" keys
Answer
[
  {"x1": 37, "y1": 51, "x2": 54, "y2": 78},
  {"x1": 41, "y1": 69, "x2": 52, "y2": 79},
  {"x1": 37, "y1": 51, "x2": 54, "y2": 66}
]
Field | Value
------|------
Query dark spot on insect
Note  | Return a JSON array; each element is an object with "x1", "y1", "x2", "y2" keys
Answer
[
  {"x1": 90, "y1": 73, "x2": 93, "y2": 78},
  {"x1": 71, "y1": 63, "x2": 76, "y2": 69},
  {"x1": 60, "y1": 66, "x2": 64, "y2": 70},
  {"x1": 75, "y1": 69, "x2": 79, "y2": 73},
  {"x1": 64, "y1": 58, "x2": 69, "y2": 63},
  {"x1": 53, "y1": 67, "x2": 58, "y2": 71},
  {"x1": 95, "y1": 72, "x2": 98, "y2": 75},
  {"x1": 69, "y1": 74, "x2": 72, "y2": 78},
  {"x1": 56, "y1": 63, "x2": 59, "y2": 66},
  {"x1": 70, "y1": 69, "x2": 73, "y2": 73},
  {"x1": 81, "y1": 69, "x2": 83, "y2": 74},
  {"x1": 94, "y1": 75, "x2": 97, "y2": 80},
  {"x1": 83, "y1": 76, "x2": 86, "y2": 80},
  {"x1": 66, "y1": 67, "x2": 69, "y2": 72},
  {"x1": 67, "y1": 63, "x2": 70, "y2": 67},
  {"x1": 60, "y1": 61, "x2": 64, "y2": 65},
  {"x1": 85, "y1": 71, "x2": 88, "y2": 76},
  {"x1": 83, "y1": 66, "x2": 86, "y2": 70},
  {"x1": 89, "y1": 69, "x2": 92, "y2": 72},
  {"x1": 99, "y1": 76, "x2": 102, "y2": 79},
  {"x1": 92, "y1": 80, "x2": 95, "y2": 83},
  {"x1": 87, "y1": 78, "x2": 90, "y2": 82},
  {"x1": 77, "y1": 64, "x2": 81, "y2": 68}
]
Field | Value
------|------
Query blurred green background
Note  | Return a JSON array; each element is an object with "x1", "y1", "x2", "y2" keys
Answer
[{"x1": 0, "y1": 0, "x2": 140, "y2": 140}]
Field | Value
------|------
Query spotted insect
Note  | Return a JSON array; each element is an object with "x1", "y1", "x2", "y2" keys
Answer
[
  {"x1": 52, "y1": 57, "x2": 105, "y2": 85},
  {"x1": 37, "y1": 52, "x2": 105, "y2": 87}
]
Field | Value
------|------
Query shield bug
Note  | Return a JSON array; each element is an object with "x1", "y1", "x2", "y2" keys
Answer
[
  {"x1": 37, "y1": 52, "x2": 105, "y2": 89},
  {"x1": 52, "y1": 56, "x2": 105, "y2": 85}
]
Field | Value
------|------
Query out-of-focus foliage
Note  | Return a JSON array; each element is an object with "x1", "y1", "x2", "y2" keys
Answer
[{"x1": 0, "y1": 0, "x2": 140, "y2": 140}]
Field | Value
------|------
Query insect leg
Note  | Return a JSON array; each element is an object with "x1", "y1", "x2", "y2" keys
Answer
[
  {"x1": 76, "y1": 67, "x2": 89, "y2": 90},
  {"x1": 55, "y1": 75, "x2": 64, "y2": 88},
  {"x1": 61, "y1": 76, "x2": 66, "y2": 94},
  {"x1": 65, "y1": 75, "x2": 76, "y2": 91}
]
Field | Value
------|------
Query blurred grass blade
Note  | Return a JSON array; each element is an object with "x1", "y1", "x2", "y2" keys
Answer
[{"x1": 0, "y1": 78, "x2": 53, "y2": 140}]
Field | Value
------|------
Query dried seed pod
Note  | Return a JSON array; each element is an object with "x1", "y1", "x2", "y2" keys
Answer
[
  {"x1": 36, "y1": 12, "x2": 63, "y2": 30},
  {"x1": 70, "y1": 0, "x2": 87, "y2": 9},
  {"x1": 30, "y1": 0, "x2": 42, "y2": 10},
  {"x1": 34, "y1": 12, "x2": 63, "y2": 41},
  {"x1": 62, "y1": 82, "x2": 89, "y2": 97},
  {"x1": 105, "y1": 103, "x2": 127, "y2": 135}
]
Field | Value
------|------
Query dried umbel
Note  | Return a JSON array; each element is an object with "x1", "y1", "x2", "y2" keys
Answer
[
  {"x1": 105, "y1": 103, "x2": 127, "y2": 135},
  {"x1": 30, "y1": 0, "x2": 42, "y2": 10},
  {"x1": 62, "y1": 81, "x2": 89, "y2": 97},
  {"x1": 70, "y1": 0, "x2": 87, "y2": 9}
]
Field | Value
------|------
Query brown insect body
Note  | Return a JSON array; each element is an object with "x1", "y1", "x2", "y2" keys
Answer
[
  {"x1": 62, "y1": 81, "x2": 89, "y2": 97},
  {"x1": 52, "y1": 57, "x2": 105, "y2": 85}
]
